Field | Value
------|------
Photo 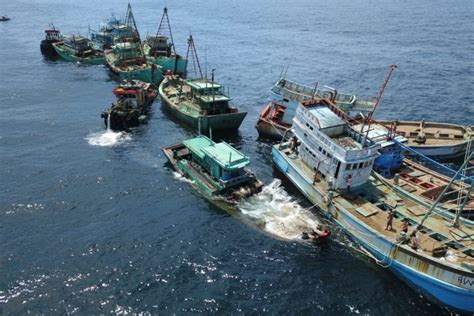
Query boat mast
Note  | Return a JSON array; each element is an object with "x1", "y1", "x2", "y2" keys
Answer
[
  {"x1": 362, "y1": 64, "x2": 397, "y2": 146},
  {"x1": 185, "y1": 34, "x2": 203, "y2": 79},
  {"x1": 125, "y1": 2, "x2": 140, "y2": 41},
  {"x1": 156, "y1": 7, "x2": 175, "y2": 55}
]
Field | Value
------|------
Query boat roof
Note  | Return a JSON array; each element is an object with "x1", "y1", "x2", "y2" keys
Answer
[
  {"x1": 187, "y1": 80, "x2": 222, "y2": 90},
  {"x1": 308, "y1": 106, "x2": 346, "y2": 128},
  {"x1": 197, "y1": 95, "x2": 231, "y2": 103},
  {"x1": 183, "y1": 136, "x2": 215, "y2": 160},
  {"x1": 201, "y1": 142, "x2": 249, "y2": 170},
  {"x1": 353, "y1": 123, "x2": 407, "y2": 148},
  {"x1": 183, "y1": 135, "x2": 250, "y2": 169}
]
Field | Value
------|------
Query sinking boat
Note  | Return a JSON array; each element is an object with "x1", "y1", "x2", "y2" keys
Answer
[
  {"x1": 158, "y1": 35, "x2": 246, "y2": 132},
  {"x1": 101, "y1": 80, "x2": 157, "y2": 131},
  {"x1": 143, "y1": 7, "x2": 186, "y2": 76},
  {"x1": 0, "y1": 16, "x2": 10, "y2": 22},
  {"x1": 272, "y1": 102, "x2": 474, "y2": 312},
  {"x1": 52, "y1": 35, "x2": 104, "y2": 65},
  {"x1": 40, "y1": 25, "x2": 62, "y2": 59},
  {"x1": 256, "y1": 78, "x2": 376, "y2": 140},
  {"x1": 377, "y1": 120, "x2": 473, "y2": 160},
  {"x1": 163, "y1": 135, "x2": 263, "y2": 209}
]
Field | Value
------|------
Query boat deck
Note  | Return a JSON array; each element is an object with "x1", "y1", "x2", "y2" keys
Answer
[
  {"x1": 379, "y1": 120, "x2": 472, "y2": 146},
  {"x1": 281, "y1": 147, "x2": 474, "y2": 266},
  {"x1": 163, "y1": 82, "x2": 204, "y2": 115}
]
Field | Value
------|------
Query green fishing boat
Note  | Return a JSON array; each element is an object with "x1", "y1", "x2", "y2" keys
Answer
[
  {"x1": 104, "y1": 42, "x2": 163, "y2": 84},
  {"x1": 143, "y1": 7, "x2": 186, "y2": 76},
  {"x1": 52, "y1": 35, "x2": 104, "y2": 65},
  {"x1": 163, "y1": 135, "x2": 263, "y2": 208},
  {"x1": 103, "y1": 3, "x2": 163, "y2": 84},
  {"x1": 158, "y1": 35, "x2": 246, "y2": 131}
]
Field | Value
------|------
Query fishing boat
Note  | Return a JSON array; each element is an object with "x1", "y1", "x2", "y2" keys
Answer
[
  {"x1": 272, "y1": 101, "x2": 474, "y2": 312},
  {"x1": 52, "y1": 35, "x2": 104, "y2": 65},
  {"x1": 103, "y1": 4, "x2": 162, "y2": 84},
  {"x1": 377, "y1": 120, "x2": 473, "y2": 160},
  {"x1": 158, "y1": 35, "x2": 247, "y2": 132},
  {"x1": 256, "y1": 76, "x2": 376, "y2": 140},
  {"x1": 163, "y1": 135, "x2": 263, "y2": 207},
  {"x1": 0, "y1": 16, "x2": 10, "y2": 21},
  {"x1": 40, "y1": 25, "x2": 62, "y2": 59},
  {"x1": 90, "y1": 16, "x2": 137, "y2": 51},
  {"x1": 100, "y1": 80, "x2": 157, "y2": 131},
  {"x1": 143, "y1": 7, "x2": 186, "y2": 76},
  {"x1": 104, "y1": 42, "x2": 162, "y2": 84}
]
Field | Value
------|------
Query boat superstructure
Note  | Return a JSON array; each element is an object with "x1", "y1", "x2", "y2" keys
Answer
[{"x1": 272, "y1": 102, "x2": 474, "y2": 312}]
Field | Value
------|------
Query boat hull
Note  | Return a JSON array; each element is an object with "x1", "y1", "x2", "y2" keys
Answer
[
  {"x1": 40, "y1": 40, "x2": 59, "y2": 59},
  {"x1": 255, "y1": 117, "x2": 289, "y2": 140},
  {"x1": 272, "y1": 145, "x2": 474, "y2": 313}
]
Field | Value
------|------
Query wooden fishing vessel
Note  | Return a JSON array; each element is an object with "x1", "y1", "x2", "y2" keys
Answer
[
  {"x1": 377, "y1": 120, "x2": 473, "y2": 160},
  {"x1": 89, "y1": 10, "x2": 138, "y2": 51},
  {"x1": 101, "y1": 80, "x2": 157, "y2": 131},
  {"x1": 103, "y1": 4, "x2": 162, "y2": 84},
  {"x1": 158, "y1": 35, "x2": 246, "y2": 131},
  {"x1": 52, "y1": 35, "x2": 104, "y2": 65},
  {"x1": 256, "y1": 76, "x2": 376, "y2": 140},
  {"x1": 163, "y1": 135, "x2": 263, "y2": 207},
  {"x1": 40, "y1": 25, "x2": 61, "y2": 59},
  {"x1": 143, "y1": 7, "x2": 186, "y2": 76},
  {"x1": 272, "y1": 102, "x2": 474, "y2": 313}
]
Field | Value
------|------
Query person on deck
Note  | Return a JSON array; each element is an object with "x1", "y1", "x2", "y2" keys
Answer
[
  {"x1": 312, "y1": 167, "x2": 320, "y2": 184},
  {"x1": 385, "y1": 209, "x2": 394, "y2": 231},
  {"x1": 400, "y1": 218, "x2": 409, "y2": 233},
  {"x1": 409, "y1": 230, "x2": 420, "y2": 250},
  {"x1": 345, "y1": 174, "x2": 352, "y2": 193}
]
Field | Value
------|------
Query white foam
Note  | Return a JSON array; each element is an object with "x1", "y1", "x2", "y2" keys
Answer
[
  {"x1": 173, "y1": 171, "x2": 195, "y2": 184},
  {"x1": 238, "y1": 179, "x2": 320, "y2": 240},
  {"x1": 86, "y1": 130, "x2": 131, "y2": 147}
]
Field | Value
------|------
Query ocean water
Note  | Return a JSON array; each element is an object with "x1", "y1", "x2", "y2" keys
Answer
[{"x1": 1, "y1": 0, "x2": 473, "y2": 314}]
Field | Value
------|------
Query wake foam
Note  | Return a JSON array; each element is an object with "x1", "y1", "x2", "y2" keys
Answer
[
  {"x1": 86, "y1": 130, "x2": 131, "y2": 147},
  {"x1": 238, "y1": 179, "x2": 320, "y2": 240}
]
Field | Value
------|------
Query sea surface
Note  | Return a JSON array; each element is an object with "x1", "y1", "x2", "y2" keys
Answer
[{"x1": 1, "y1": 0, "x2": 473, "y2": 314}]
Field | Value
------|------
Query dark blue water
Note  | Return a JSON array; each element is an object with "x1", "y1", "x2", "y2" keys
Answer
[{"x1": 1, "y1": 0, "x2": 473, "y2": 314}]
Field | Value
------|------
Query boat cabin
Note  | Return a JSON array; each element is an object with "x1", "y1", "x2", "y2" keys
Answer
[
  {"x1": 352, "y1": 123, "x2": 407, "y2": 177},
  {"x1": 113, "y1": 81, "x2": 150, "y2": 109},
  {"x1": 186, "y1": 80, "x2": 232, "y2": 115},
  {"x1": 63, "y1": 35, "x2": 92, "y2": 52},
  {"x1": 113, "y1": 42, "x2": 143, "y2": 61},
  {"x1": 293, "y1": 105, "x2": 380, "y2": 189},
  {"x1": 182, "y1": 136, "x2": 250, "y2": 188},
  {"x1": 45, "y1": 28, "x2": 61, "y2": 41},
  {"x1": 146, "y1": 35, "x2": 172, "y2": 57}
]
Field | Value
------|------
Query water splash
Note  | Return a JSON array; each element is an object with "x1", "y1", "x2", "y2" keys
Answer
[
  {"x1": 238, "y1": 179, "x2": 321, "y2": 240},
  {"x1": 86, "y1": 113, "x2": 131, "y2": 146},
  {"x1": 173, "y1": 171, "x2": 195, "y2": 184}
]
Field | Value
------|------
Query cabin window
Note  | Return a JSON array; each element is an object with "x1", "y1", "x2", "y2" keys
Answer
[
  {"x1": 345, "y1": 164, "x2": 351, "y2": 170},
  {"x1": 318, "y1": 146, "x2": 322, "y2": 152},
  {"x1": 358, "y1": 162, "x2": 364, "y2": 169},
  {"x1": 304, "y1": 133, "x2": 308, "y2": 137},
  {"x1": 310, "y1": 126, "x2": 314, "y2": 131},
  {"x1": 351, "y1": 164, "x2": 358, "y2": 170}
]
